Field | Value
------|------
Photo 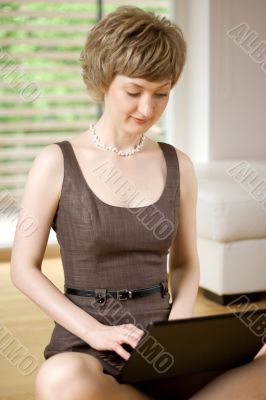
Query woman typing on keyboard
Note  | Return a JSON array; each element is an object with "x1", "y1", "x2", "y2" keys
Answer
[{"x1": 11, "y1": 5, "x2": 266, "y2": 400}]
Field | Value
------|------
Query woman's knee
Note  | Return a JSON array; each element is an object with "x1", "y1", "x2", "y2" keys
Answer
[{"x1": 35, "y1": 351, "x2": 104, "y2": 399}]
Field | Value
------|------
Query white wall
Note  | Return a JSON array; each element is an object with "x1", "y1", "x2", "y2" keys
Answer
[
  {"x1": 209, "y1": 0, "x2": 266, "y2": 161},
  {"x1": 166, "y1": 0, "x2": 189, "y2": 151},
  {"x1": 167, "y1": 0, "x2": 266, "y2": 162}
]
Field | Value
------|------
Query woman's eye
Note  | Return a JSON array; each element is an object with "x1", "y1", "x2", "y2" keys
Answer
[{"x1": 126, "y1": 92, "x2": 168, "y2": 97}]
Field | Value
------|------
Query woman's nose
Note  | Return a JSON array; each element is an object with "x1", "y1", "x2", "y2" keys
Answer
[{"x1": 137, "y1": 100, "x2": 155, "y2": 119}]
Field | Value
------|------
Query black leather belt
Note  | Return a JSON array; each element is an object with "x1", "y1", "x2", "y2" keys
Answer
[{"x1": 64, "y1": 282, "x2": 168, "y2": 305}]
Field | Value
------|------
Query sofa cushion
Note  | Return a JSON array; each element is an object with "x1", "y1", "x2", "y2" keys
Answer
[{"x1": 195, "y1": 160, "x2": 266, "y2": 241}]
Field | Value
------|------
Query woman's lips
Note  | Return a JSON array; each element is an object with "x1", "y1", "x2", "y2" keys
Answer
[{"x1": 132, "y1": 117, "x2": 147, "y2": 124}]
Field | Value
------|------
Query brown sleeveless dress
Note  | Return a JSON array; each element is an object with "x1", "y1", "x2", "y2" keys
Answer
[{"x1": 43, "y1": 139, "x2": 180, "y2": 377}]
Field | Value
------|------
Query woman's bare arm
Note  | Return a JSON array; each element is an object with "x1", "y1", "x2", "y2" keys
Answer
[
  {"x1": 10, "y1": 144, "x2": 102, "y2": 344},
  {"x1": 10, "y1": 144, "x2": 145, "y2": 360},
  {"x1": 168, "y1": 149, "x2": 200, "y2": 320}
]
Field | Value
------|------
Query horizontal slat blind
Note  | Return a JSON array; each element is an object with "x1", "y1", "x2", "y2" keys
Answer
[{"x1": 0, "y1": 0, "x2": 168, "y2": 215}]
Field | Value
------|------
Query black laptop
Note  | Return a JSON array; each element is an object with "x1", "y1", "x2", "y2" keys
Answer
[{"x1": 93, "y1": 308, "x2": 266, "y2": 384}]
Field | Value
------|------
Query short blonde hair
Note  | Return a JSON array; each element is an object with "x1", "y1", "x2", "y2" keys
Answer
[{"x1": 80, "y1": 5, "x2": 187, "y2": 103}]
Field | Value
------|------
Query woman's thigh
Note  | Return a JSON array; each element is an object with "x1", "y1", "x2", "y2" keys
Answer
[
  {"x1": 35, "y1": 352, "x2": 153, "y2": 400},
  {"x1": 35, "y1": 351, "x2": 111, "y2": 399},
  {"x1": 189, "y1": 354, "x2": 266, "y2": 400}
]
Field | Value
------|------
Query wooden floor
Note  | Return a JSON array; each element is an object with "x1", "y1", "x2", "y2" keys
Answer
[{"x1": 1, "y1": 257, "x2": 266, "y2": 399}]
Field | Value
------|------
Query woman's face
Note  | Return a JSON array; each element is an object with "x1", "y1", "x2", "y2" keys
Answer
[{"x1": 103, "y1": 74, "x2": 171, "y2": 132}]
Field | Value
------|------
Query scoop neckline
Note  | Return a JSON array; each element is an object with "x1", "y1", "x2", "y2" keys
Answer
[{"x1": 65, "y1": 140, "x2": 169, "y2": 210}]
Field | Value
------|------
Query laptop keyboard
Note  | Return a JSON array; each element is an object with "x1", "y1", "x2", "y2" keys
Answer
[{"x1": 98, "y1": 352, "x2": 126, "y2": 372}]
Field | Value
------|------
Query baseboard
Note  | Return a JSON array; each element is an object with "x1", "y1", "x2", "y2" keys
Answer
[{"x1": 203, "y1": 288, "x2": 266, "y2": 305}]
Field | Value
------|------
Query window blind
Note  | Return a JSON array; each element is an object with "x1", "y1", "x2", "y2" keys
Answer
[{"x1": 0, "y1": 0, "x2": 168, "y2": 216}]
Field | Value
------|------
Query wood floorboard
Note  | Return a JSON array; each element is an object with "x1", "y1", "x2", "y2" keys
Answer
[{"x1": 1, "y1": 257, "x2": 266, "y2": 399}]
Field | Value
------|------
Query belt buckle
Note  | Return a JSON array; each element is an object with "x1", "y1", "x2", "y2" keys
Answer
[
  {"x1": 117, "y1": 289, "x2": 132, "y2": 300},
  {"x1": 94, "y1": 288, "x2": 107, "y2": 307}
]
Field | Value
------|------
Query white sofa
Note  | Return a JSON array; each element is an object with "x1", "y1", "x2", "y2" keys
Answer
[{"x1": 195, "y1": 160, "x2": 266, "y2": 305}]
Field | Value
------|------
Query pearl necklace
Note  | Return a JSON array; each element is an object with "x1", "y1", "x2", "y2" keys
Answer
[{"x1": 89, "y1": 123, "x2": 146, "y2": 157}]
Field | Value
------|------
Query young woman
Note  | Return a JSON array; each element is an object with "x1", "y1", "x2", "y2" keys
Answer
[{"x1": 10, "y1": 5, "x2": 266, "y2": 400}]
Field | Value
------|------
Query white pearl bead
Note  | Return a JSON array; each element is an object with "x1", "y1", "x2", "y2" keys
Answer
[{"x1": 88, "y1": 123, "x2": 146, "y2": 157}]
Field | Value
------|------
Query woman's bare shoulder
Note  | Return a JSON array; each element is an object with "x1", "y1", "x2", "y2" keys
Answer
[
  {"x1": 33, "y1": 143, "x2": 64, "y2": 177},
  {"x1": 172, "y1": 147, "x2": 198, "y2": 196},
  {"x1": 30, "y1": 143, "x2": 64, "y2": 202},
  {"x1": 34, "y1": 143, "x2": 63, "y2": 167},
  {"x1": 173, "y1": 146, "x2": 196, "y2": 176}
]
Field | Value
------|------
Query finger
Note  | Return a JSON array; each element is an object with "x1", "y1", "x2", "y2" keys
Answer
[
  {"x1": 113, "y1": 343, "x2": 131, "y2": 361},
  {"x1": 123, "y1": 329, "x2": 139, "y2": 343},
  {"x1": 123, "y1": 332, "x2": 140, "y2": 350},
  {"x1": 123, "y1": 324, "x2": 145, "y2": 340},
  {"x1": 128, "y1": 325, "x2": 143, "y2": 335},
  {"x1": 125, "y1": 328, "x2": 143, "y2": 342},
  {"x1": 123, "y1": 324, "x2": 144, "y2": 336}
]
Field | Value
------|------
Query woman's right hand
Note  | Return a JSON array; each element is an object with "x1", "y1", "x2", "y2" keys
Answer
[{"x1": 86, "y1": 323, "x2": 145, "y2": 360}]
